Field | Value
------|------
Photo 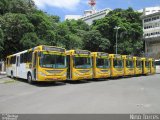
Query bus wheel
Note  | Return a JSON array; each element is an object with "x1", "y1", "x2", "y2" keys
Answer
[
  {"x1": 11, "y1": 71, "x2": 14, "y2": 79},
  {"x1": 27, "y1": 73, "x2": 34, "y2": 84}
]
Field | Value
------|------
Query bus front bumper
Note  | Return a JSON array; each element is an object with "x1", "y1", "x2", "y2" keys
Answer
[{"x1": 37, "y1": 75, "x2": 66, "y2": 82}]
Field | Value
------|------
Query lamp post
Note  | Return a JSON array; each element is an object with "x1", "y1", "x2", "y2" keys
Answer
[{"x1": 114, "y1": 26, "x2": 120, "y2": 54}]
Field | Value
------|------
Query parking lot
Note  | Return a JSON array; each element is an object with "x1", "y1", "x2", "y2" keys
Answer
[{"x1": 0, "y1": 74, "x2": 160, "y2": 114}]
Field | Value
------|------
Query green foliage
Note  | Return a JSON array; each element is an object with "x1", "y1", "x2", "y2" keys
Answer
[
  {"x1": 92, "y1": 8, "x2": 143, "y2": 55},
  {"x1": 82, "y1": 30, "x2": 110, "y2": 52},
  {"x1": 20, "y1": 32, "x2": 45, "y2": 49},
  {"x1": 0, "y1": 0, "x2": 143, "y2": 60},
  {"x1": 0, "y1": 28, "x2": 4, "y2": 51},
  {"x1": 0, "y1": 0, "x2": 36, "y2": 15}
]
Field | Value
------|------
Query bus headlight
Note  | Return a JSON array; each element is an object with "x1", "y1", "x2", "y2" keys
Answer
[
  {"x1": 74, "y1": 72, "x2": 80, "y2": 76},
  {"x1": 97, "y1": 71, "x2": 102, "y2": 75},
  {"x1": 90, "y1": 70, "x2": 93, "y2": 75},
  {"x1": 38, "y1": 72, "x2": 46, "y2": 77},
  {"x1": 62, "y1": 73, "x2": 67, "y2": 77}
]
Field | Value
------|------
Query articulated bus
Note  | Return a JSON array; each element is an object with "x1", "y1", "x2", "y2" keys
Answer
[
  {"x1": 133, "y1": 57, "x2": 143, "y2": 75},
  {"x1": 6, "y1": 45, "x2": 67, "y2": 84},
  {"x1": 109, "y1": 54, "x2": 124, "y2": 77},
  {"x1": 149, "y1": 58, "x2": 156, "y2": 74},
  {"x1": 141, "y1": 57, "x2": 150, "y2": 75},
  {"x1": 66, "y1": 50, "x2": 92, "y2": 81},
  {"x1": 122, "y1": 55, "x2": 134, "y2": 76},
  {"x1": 91, "y1": 52, "x2": 110, "y2": 79}
]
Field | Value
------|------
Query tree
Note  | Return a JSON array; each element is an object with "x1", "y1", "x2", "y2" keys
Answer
[
  {"x1": 20, "y1": 32, "x2": 45, "y2": 49},
  {"x1": 0, "y1": 0, "x2": 36, "y2": 15},
  {"x1": 0, "y1": 0, "x2": 143, "y2": 59},
  {"x1": 0, "y1": 0, "x2": 61, "y2": 59},
  {"x1": 92, "y1": 8, "x2": 143, "y2": 55},
  {"x1": 82, "y1": 30, "x2": 110, "y2": 52},
  {"x1": 0, "y1": 28, "x2": 4, "y2": 53},
  {"x1": 1, "y1": 13, "x2": 34, "y2": 57}
]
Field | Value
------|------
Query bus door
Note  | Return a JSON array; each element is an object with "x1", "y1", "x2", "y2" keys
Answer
[
  {"x1": 33, "y1": 52, "x2": 38, "y2": 80},
  {"x1": 16, "y1": 56, "x2": 20, "y2": 77}
]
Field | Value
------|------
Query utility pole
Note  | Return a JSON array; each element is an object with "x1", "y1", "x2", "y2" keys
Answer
[{"x1": 114, "y1": 26, "x2": 121, "y2": 54}]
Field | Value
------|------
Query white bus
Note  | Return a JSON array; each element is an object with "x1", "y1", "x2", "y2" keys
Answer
[
  {"x1": 6, "y1": 45, "x2": 67, "y2": 84},
  {"x1": 155, "y1": 59, "x2": 160, "y2": 74}
]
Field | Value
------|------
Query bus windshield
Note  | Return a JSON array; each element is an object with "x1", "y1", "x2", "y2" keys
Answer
[
  {"x1": 126, "y1": 60, "x2": 134, "y2": 68},
  {"x1": 74, "y1": 56, "x2": 91, "y2": 69},
  {"x1": 113, "y1": 59, "x2": 123, "y2": 68},
  {"x1": 96, "y1": 58, "x2": 110, "y2": 68},
  {"x1": 145, "y1": 61, "x2": 150, "y2": 68},
  {"x1": 40, "y1": 52, "x2": 66, "y2": 69},
  {"x1": 136, "y1": 60, "x2": 142, "y2": 68}
]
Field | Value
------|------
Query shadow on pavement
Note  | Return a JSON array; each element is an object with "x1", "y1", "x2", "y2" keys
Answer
[
  {"x1": 89, "y1": 78, "x2": 109, "y2": 82},
  {"x1": 66, "y1": 80, "x2": 91, "y2": 84},
  {"x1": 11, "y1": 77, "x2": 66, "y2": 87}
]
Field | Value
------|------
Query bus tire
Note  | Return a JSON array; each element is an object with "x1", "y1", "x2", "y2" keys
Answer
[
  {"x1": 27, "y1": 73, "x2": 34, "y2": 84},
  {"x1": 11, "y1": 71, "x2": 14, "y2": 79}
]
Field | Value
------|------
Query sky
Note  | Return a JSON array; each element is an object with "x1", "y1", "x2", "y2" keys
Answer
[{"x1": 32, "y1": 0, "x2": 160, "y2": 21}]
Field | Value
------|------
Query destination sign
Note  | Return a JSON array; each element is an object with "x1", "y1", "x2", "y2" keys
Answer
[
  {"x1": 137, "y1": 57, "x2": 142, "y2": 61},
  {"x1": 114, "y1": 54, "x2": 121, "y2": 58},
  {"x1": 97, "y1": 52, "x2": 109, "y2": 57},
  {"x1": 146, "y1": 58, "x2": 150, "y2": 61},
  {"x1": 127, "y1": 55, "x2": 133, "y2": 59},
  {"x1": 75, "y1": 50, "x2": 90, "y2": 55},
  {"x1": 42, "y1": 46, "x2": 65, "y2": 52}
]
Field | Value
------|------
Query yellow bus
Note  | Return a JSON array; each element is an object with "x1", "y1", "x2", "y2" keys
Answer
[
  {"x1": 122, "y1": 55, "x2": 134, "y2": 76},
  {"x1": 6, "y1": 45, "x2": 67, "y2": 84},
  {"x1": 91, "y1": 52, "x2": 110, "y2": 79},
  {"x1": 149, "y1": 58, "x2": 156, "y2": 74},
  {"x1": 133, "y1": 57, "x2": 143, "y2": 75},
  {"x1": 142, "y1": 57, "x2": 150, "y2": 75},
  {"x1": 109, "y1": 54, "x2": 124, "y2": 77},
  {"x1": 66, "y1": 50, "x2": 93, "y2": 80}
]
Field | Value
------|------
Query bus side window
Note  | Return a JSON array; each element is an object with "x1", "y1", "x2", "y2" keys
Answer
[
  {"x1": 20, "y1": 54, "x2": 24, "y2": 63},
  {"x1": 27, "y1": 51, "x2": 32, "y2": 63},
  {"x1": 6, "y1": 58, "x2": 8, "y2": 66},
  {"x1": 16, "y1": 56, "x2": 20, "y2": 67},
  {"x1": 8, "y1": 58, "x2": 11, "y2": 65},
  {"x1": 10, "y1": 56, "x2": 16, "y2": 65}
]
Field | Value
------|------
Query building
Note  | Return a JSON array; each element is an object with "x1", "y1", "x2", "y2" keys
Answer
[
  {"x1": 65, "y1": 0, "x2": 111, "y2": 25},
  {"x1": 81, "y1": 8, "x2": 111, "y2": 25},
  {"x1": 65, "y1": 15, "x2": 82, "y2": 21},
  {"x1": 65, "y1": 8, "x2": 111, "y2": 25},
  {"x1": 143, "y1": 6, "x2": 160, "y2": 16},
  {"x1": 141, "y1": 7, "x2": 160, "y2": 59}
]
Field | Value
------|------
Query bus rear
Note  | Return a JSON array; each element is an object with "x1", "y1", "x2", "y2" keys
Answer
[
  {"x1": 92, "y1": 52, "x2": 110, "y2": 79},
  {"x1": 66, "y1": 50, "x2": 92, "y2": 81},
  {"x1": 109, "y1": 54, "x2": 124, "y2": 77},
  {"x1": 122, "y1": 55, "x2": 134, "y2": 76}
]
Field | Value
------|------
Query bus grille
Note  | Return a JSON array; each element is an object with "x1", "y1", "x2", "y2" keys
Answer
[
  {"x1": 46, "y1": 70, "x2": 63, "y2": 74},
  {"x1": 77, "y1": 70, "x2": 90, "y2": 73}
]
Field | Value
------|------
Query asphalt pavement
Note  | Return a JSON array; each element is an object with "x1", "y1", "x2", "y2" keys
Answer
[{"x1": 0, "y1": 74, "x2": 160, "y2": 114}]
